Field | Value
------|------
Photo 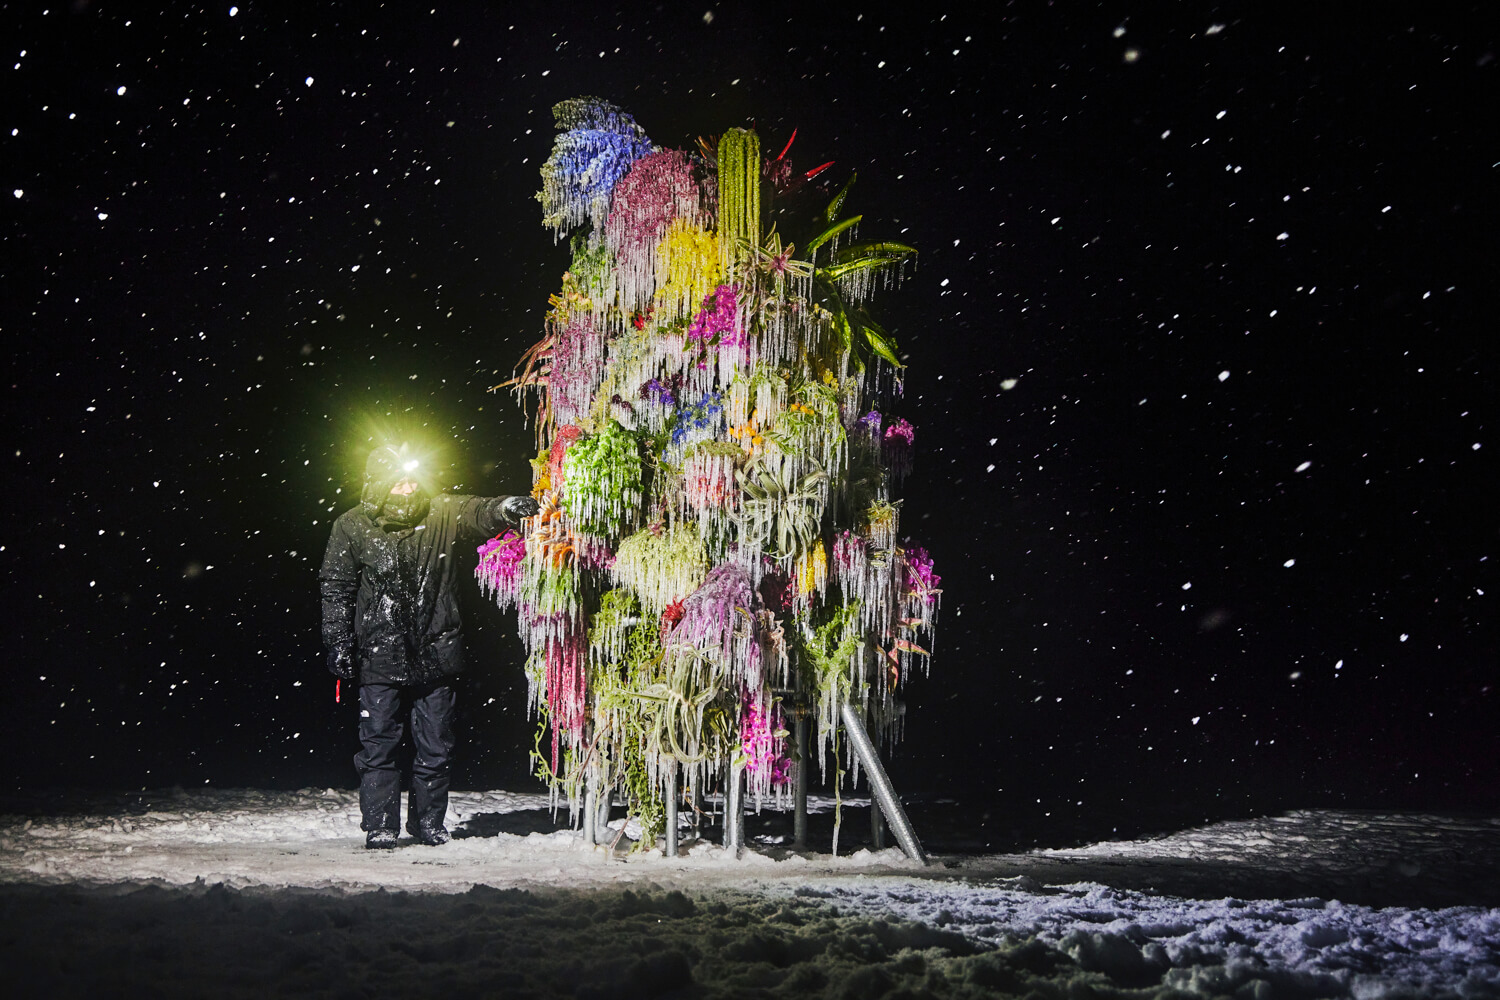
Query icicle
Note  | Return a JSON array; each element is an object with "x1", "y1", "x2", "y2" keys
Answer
[
  {"x1": 681, "y1": 444, "x2": 741, "y2": 551},
  {"x1": 864, "y1": 499, "x2": 901, "y2": 552},
  {"x1": 561, "y1": 420, "x2": 644, "y2": 541},
  {"x1": 739, "y1": 688, "x2": 792, "y2": 807},
  {"x1": 549, "y1": 312, "x2": 607, "y2": 427},
  {"x1": 542, "y1": 628, "x2": 588, "y2": 773},
  {"x1": 665, "y1": 561, "x2": 762, "y2": 688},
  {"x1": 793, "y1": 537, "x2": 828, "y2": 610}
]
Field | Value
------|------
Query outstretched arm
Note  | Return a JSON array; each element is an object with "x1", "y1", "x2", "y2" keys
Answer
[{"x1": 462, "y1": 494, "x2": 539, "y2": 537}]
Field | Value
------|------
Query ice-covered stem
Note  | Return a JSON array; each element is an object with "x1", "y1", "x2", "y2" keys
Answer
[{"x1": 717, "y1": 128, "x2": 761, "y2": 278}]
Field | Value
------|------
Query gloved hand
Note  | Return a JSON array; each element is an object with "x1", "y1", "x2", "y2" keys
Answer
[
  {"x1": 327, "y1": 646, "x2": 356, "y2": 681},
  {"x1": 500, "y1": 495, "x2": 540, "y2": 523}
]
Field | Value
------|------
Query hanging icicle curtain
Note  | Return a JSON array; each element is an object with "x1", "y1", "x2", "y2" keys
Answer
[{"x1": 485, "y1": 96, "x2": 935, "y2": 840}]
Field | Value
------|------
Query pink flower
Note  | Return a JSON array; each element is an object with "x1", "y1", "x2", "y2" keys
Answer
[
  {"x1": 685, "y1": 285, "x2": 743, "y2": 349},
  {"x1": 740, "y1": 691, "x2": 792, "y2": 786},
  {"x1": 882, "y1": 418, "x2": 915, "y2": 481},
  {"x1": 903, "y1": 543, "x2": 940, "y2": 602},
  {"x1": 476, "y1": 530, "x2": 527, "y2": 609}
]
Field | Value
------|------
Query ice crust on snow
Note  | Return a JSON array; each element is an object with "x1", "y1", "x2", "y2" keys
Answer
[{"x1": 0, "y1": 787, "x2": 1496, "y2": 998}]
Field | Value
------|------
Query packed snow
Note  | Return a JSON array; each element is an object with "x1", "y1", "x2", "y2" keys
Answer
[{"x1": 1, "y1": 788, "x2": 1496, "y2": 998}]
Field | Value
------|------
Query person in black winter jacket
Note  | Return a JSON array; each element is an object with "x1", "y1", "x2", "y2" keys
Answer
[{"x1": 319, "y1": 443, "x2": 538, "y2": 849}]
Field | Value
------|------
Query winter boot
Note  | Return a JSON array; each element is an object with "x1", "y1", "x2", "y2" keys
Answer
[
  {"x1": 365, "y1": 829, "x2": 399, "y2": 849},
  {"x1": 407, "y1": 822, "x2": 451, "y2": 846}
]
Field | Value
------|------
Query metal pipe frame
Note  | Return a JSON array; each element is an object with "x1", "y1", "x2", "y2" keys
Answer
[
  {"x1": 664, "y1": 767, "x2": 679, "y2": 857},
  {"x1": 793, "y1": 710, "x2": 809, "y2": 850},
  {"x1": 724, "y1": 762, "x2": 745, "y2": 855},
  {"x1": 838, "y1": 701, "x2": 927, "y2": 865}
]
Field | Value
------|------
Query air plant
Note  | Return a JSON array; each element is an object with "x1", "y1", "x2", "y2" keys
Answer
[{"x1": 736, "y1": 453, "x2": 829, "y2": 560}]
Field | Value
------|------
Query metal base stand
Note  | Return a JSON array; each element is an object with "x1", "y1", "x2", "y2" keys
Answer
[{"x1": 710, "y1": 699, "x2": 926, "y2": 865}]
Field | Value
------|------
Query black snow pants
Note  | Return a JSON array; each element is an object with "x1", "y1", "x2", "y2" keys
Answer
[{"x1": 355, "y1": 681, "x2": 456, "y2": 836}]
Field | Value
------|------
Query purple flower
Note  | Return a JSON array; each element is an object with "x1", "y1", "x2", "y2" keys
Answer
[
  {"x1": 641, "y1": 378, "x2": 676, "y2": 407},
  {"x1": 669, "y1": 562, "x2": 757, "y2": 666}
]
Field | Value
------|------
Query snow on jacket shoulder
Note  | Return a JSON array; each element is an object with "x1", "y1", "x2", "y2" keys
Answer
[{"x1": 318, "y1": 494, "x2": 513, "y2": 685}]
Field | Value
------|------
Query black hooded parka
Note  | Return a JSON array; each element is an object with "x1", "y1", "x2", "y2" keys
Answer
[{"x1": 318, "y1": 456, "x2": 515, "y2": 686}]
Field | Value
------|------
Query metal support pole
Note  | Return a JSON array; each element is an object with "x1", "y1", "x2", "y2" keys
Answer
[
  {"x1": 597, "y1": 783, "x2": 613, "y2": 840},
  {"x1": 664, "y1": 767, "x2": 679, "y2": 857},
  {"x1": 838, "y1": 702, "x2": 927, "y2": 865},
  {"x1": 724, "y1": 762, "x2": 745, "y2": 855},
  {"x1": 793, "y1": 710, "x2": 809, "y2": 850},
  {"x1": 871, "y1": 790, "x2": 887, "y2": 849},
  {"x1": 582, "y1": 778, "x2": 600, "y2": 845}
]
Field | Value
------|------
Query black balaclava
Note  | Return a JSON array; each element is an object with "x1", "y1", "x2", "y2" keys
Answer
[{"x1": 361, "y1": 444, "x2": 431, "y2": 531}]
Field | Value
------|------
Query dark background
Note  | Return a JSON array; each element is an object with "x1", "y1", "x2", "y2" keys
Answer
[{"x1": 3, "y1": 3, "x2": 1494, "y2": 847}]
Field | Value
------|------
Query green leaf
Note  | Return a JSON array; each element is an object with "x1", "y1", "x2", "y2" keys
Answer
[
  {"x1": 862, "y1": 324, "x2": 903, "y2": 368},
  {"x1": 822, "y1": 241, "x2": 917, "y2": 281},
  {"x1": 804, "y1": 214, "x2": 863, "y2": 256},
  {"x1": 832, "y1": 240, "x2": 917, "y2": 262},
  {"x1": 825, "y1": 171, "x2": 857, "y2": 223}
]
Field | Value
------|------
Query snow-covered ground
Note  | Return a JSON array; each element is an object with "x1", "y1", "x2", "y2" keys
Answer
[{"x1": 1, "y1": 787, "x2": 1496, "y2": 998}]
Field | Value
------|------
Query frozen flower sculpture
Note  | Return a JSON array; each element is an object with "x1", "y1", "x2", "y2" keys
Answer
[{"x1": 486, "y1": 97, "x2": 939, "y2": 845}]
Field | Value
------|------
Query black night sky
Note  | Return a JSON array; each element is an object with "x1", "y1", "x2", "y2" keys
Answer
[{"x1": 5, "y1": 3, "x2": 1495, "y2": 846}]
